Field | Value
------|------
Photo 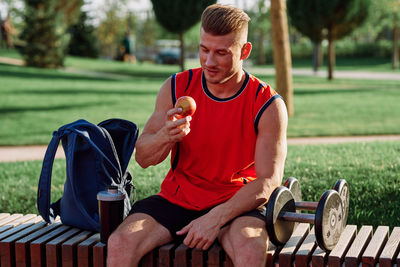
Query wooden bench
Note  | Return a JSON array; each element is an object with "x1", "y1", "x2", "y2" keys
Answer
[{"x1": 0, "y1": 213, "x2": 399, "y2": 267}]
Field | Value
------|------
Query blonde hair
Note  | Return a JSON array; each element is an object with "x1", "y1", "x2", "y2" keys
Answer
[{"x1": 201, "y1": 4, "x2": 250, "y2": 36}]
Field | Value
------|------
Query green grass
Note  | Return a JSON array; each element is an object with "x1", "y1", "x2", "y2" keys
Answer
[
  {"x1": 1, "y1": 141, "x2": 399, "y2": 228},
  {"x1": 0, "y1": 49, "x2": 399, "y2": 145}
]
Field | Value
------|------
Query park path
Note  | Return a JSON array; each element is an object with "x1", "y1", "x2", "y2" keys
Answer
[{"x1": 1, "y1": 135, "x2": 400, "y2": 163}]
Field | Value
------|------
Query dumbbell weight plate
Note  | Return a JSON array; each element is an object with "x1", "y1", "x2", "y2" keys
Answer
[
  {"x1": 283, "y1": 177, "x2": 302, "y2": 202},
  {"x1": 333, "y1": 179, "x2": 349, "y2": 226},
  {"x1": 315, "y1": 190, "x2": 344, "y2": 251},
  {"x1": 266, "y1": 186, "x2": 296, "y2": 246}
]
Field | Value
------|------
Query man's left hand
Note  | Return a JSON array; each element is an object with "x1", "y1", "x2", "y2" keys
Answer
[{"x1": 176, "y1": 213, "x2": 221, "y2": 250}]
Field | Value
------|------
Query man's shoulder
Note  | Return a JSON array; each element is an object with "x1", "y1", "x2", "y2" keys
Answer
[
  {"x1": 176, "y1": 67, "x2": 202, "y2": 77},
  {"x1": 247, "y1": 72, "x2": 271, "y2": 89},
  {"x1": 174, "y1": 67, "x2": 202, "y2": 85}
]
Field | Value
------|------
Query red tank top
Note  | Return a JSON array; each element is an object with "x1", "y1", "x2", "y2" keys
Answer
[{"x1": 158, "y1": 68, "x2": 280, "y2": 210}]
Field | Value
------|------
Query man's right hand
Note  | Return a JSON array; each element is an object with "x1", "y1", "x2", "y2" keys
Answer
[{"x1": 163, "y1": 107, "x2": 192, "y2": 143}]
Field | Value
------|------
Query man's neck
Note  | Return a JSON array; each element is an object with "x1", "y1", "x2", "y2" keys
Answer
[{"x1": 207, "y1": 69, "x2": 245, "y2": 99}]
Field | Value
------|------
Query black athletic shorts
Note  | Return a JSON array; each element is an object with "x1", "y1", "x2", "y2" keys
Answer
[{"x1": 129, "y1": 195, "x2": 265, "y2": 242}]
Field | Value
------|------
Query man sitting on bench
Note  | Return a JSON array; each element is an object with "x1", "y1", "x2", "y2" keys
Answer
[{"x1": 107, "y1": 4, "x2": 288, "y2": 267}]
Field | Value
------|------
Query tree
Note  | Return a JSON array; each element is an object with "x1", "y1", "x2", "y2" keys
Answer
[
  {"x1": 287, "y1": 0, "x2": 370, "y2": 79},
  {"x1": 20, "y1": 0, "x2": 83, "y2": 68},
  {"x1": 287, "y1": 0, "x2": 325, "y2": 72},
  {"x1": 247, "y1": 0, "x2": 271, "y2": 65},
  {"x1": 68, "y1": 10, "x2": 99, "y2": 58},
  {"x1": 150, "y1": 0, "x2": 216, "y2": 71},
  {"x1": 325, "y1": 0, "x2": 370, "y2": 79},
  {"x1": 270, "y1": 0, "x2": 294, "y2": 116},
  {"x1": 376, "y1": 0, "x2": 400, "y2": 69}
]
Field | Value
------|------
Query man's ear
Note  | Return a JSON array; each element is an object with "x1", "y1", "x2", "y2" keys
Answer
[{"x1": 241, "y1": 42, "x2": 252, "y2": 60}]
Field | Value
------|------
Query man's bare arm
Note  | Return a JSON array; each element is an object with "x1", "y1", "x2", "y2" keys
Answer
[{"x1": 135, "y1": 77, "x2": 192, "y2": 168}]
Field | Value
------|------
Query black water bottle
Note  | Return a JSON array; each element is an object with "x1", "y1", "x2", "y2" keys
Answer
[{"x1": 97, "y1": 185, "x2": 125, "y2": 244}]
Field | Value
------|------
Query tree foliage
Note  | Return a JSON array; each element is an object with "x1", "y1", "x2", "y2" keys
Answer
[
  {"x1": 247, "y1": 0, "x2": 271, "y2": 65},
  {"x1": 287, "y1": 0, "x2": 371, "y2": 79},
  {"x1": 19, "y1": 0, "x2": 83, "y2": 68},
  {"x1": 68, "y1": 10, "x2": 99, "y2": 58},
  {"x1": 287, "y1": 1, "x2": 325, "y2": 43},
  {"x1": 150, "y1": 0, "x2": 216, "y2": 71},
  {"x1": 151, "y1": 0, "x2": 215, "y2": 34}
]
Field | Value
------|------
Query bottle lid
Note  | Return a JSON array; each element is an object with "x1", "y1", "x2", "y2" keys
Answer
[{"x1": 97, "y1": 186, "x2": 125, "y2": 201}]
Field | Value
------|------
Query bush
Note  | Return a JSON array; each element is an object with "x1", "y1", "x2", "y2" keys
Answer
[{"x1": 335, "y1": 39, "x2": 393, "y2": 59}]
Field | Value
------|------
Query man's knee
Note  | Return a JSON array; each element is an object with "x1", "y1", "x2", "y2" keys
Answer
[
  {"x1": 107, "y1": 212, "x2": 173, "y2": 265},
  {"x1": 108, "y1": 229, "x2": 140, "y2": 257},
  {"x1": 221, "y1": 217, "x2": 268, "y2": 265},
  {"x1": 234, "y1": 235, "x2": 268, "y2": 263}
]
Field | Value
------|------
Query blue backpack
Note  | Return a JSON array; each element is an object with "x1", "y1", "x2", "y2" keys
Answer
[{"x1": 37, "y1": 119, "x2": 139, "y2": 232}]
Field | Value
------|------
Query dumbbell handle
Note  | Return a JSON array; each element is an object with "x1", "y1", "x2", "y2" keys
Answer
[
  {"x1": 295, "y1": 201, "x2": 318, "y2": 211},
  {"x1": 279, "y1": 211, "x2": 315, "y2": 224}
]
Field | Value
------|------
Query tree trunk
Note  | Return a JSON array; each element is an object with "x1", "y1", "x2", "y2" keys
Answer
[
  {"x1": 179, "y1": 32, "x2": 185, "y2": 72},
  {"x1": 312, "y1": 42, "x2": 323, "y2": 73},
  {"x1": 257, "y1": 29, "x2": 265, "y2": 65},
  {"x1": 393, "y1": 19, "x2": 399, "y2": 70},
  {"x1": 327, "y1": 37, "x2": 335, "y2": 80},
  {"x1": 313, "y1": 43, "x2": 322, "y2": 72},
  {"x1": 270, "y1": 0, "x2": 294, "y2": 116}
]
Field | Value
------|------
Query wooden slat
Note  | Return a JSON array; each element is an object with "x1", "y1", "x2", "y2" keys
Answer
[
  {"x1": 140, "y1": 247, "x2": 158, "y2": 267},
  {"x1": 379, "y1": 227, "x2": 400, "y2": 267},
  {"x1": 0, "y1": 214, "x2": 37, "y2": 234},
  {"x1": 279, "y1": 223, "x2": 310, "y2": 266},
  {"x1": 0, "y1": 214, "x2": 22, "y2": 225},
  {"x1": 207, "y1": 242, "x2": 223, "y2": 267},
  {"x1": 158, "y1": 243, "x2": 176, "y2": 267},
  {"x1": 30, "y1": 225, "x2": 71, "y2": 267},
  {"x1": 361, "y1": 226, "x2": 389, "y2": 267},
  {"x1": 311, "y1": 246, "x2": 327, "y2": 267},
  {"x1": 45, "y1": 228, "x2": 81, "y2": 267},
  {"x1": 77, "y1": 233, "x2": 100, "y2": 267},
  {"x1": 0, "y1": 216, "x2": 42, "y2": 241},
  {"x1": 15, "y1": 222, "x2": 62, "y2": 267},
  {"x1": 0, "y1": 218, "x2": 45, "y2": 267},
  {"x1": 344, "y1": 225, "x2": 373, "y2": 267},
  {"x1": 0, "y1": 214, "x2": 10, "y2": 221},
  {"x1": 295, "y1": 227, "x2": 317, "y2": 267},
  {"x1": 93, "y1": 242, "x2": 107, "y2": 267},
  {"x1": 62, "y1": 230, "x2": 92, "y2": 267},
  {"x1": 174, "y1": 243, "x2": 190, "y2": 267},
  {"x1": 192, "y1": 248, "x2": 206, "y2": 266},
  {"x1": 266, "y1": 242, "x2": 278, "y2": 266},
  {"x1": 397, "y1": 248, "x2": 400, "y2": 266},
  {"x1": 0, "y1": 214, "x2": 23, "y2": 232},
  {"x1": 328, "y1": 225, "x2": 357, "y2": 267}
]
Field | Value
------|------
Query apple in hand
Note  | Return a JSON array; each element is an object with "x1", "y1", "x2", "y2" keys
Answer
[{"x1": 175, "y1": 96, "x2": 196, "y2": 118}]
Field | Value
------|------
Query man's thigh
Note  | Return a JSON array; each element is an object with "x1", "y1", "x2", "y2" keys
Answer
[{"x1": 114, "y1": 212, "x2": 173, "y2": 251}]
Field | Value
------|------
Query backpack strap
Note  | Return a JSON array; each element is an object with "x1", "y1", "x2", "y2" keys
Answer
[
  {"x1": 37, "y1": 130, "x2": 64, "y2": 223},
  {"x1": 62, "y1": 127, "x2": 121, "y2": 231}
]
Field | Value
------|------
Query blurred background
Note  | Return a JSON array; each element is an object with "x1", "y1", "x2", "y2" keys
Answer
[{"x1": 1, "y1": 0, "x2": 398, "y2": 72}]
